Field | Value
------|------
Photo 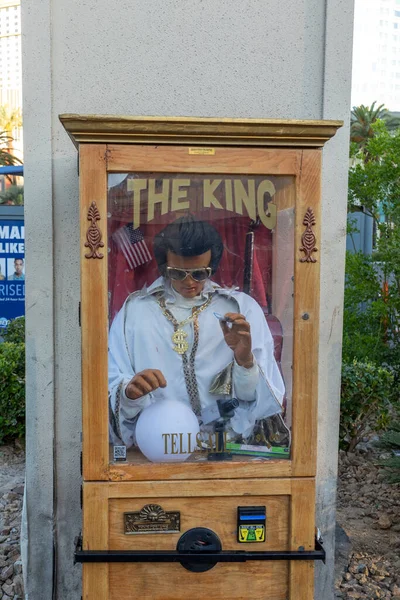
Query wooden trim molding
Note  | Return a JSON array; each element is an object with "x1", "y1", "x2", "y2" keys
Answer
[
  {"x1": 292, "y1": 150, "x2": 321, "y2": 477},
  {"x1": 59, "y1": 114, "x2": 342, "y2": 149},
  {"x1": 80, "y1": 145, "x2": 109, "y2": 481}
]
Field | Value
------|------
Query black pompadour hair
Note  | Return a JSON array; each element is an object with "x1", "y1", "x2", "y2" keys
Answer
[{"x1": 153, "y1": 215, "x2": 224, "y2": 276}]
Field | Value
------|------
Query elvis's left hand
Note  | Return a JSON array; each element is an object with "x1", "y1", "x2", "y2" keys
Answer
[{"x1": 220, "y1": 313, "x2": 254, "y2": 369}]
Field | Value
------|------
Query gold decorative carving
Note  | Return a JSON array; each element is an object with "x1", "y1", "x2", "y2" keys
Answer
[
  {"x1": 59, "y1": 114, "x2": 343, "y2": 149},
  {"x1": 299, "y1": 207, "x2": 318, "y2": 263},
  {"x1": 124, "y1": 504, "x2": 180, "y2": 535},
  {"x1": 84, "y1": 201, "x2": 104, "y2": 259}
]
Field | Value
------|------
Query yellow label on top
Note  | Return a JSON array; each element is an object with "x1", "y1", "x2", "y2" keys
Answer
[{"x1": 189, "y1": 147, "x2": 216, "y2": 155}]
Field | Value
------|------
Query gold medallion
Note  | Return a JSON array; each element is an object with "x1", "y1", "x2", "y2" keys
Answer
[
  {"x1": 172, "y1": 329, "x2": 189, "y2": 354},
  {"x1": 124, "y1": 504, "x2": 180, "y2": 535}
]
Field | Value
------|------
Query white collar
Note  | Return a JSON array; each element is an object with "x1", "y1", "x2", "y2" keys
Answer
[{"x1": 137, "y1": 276, "x2": 240, "y2": 304}]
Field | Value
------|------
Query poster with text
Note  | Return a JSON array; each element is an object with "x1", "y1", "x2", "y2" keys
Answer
[{"x1": 0, "y1": 219, "x2": 25, "y2": 329}]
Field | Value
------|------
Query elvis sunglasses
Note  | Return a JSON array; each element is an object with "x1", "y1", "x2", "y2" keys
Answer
[{"x1": 166, "y1": 266, "x2": 212, "y2": 282}]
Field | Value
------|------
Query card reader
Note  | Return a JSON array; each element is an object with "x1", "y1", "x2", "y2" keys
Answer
[{"x1": 237, "y1": 506, "x2": 266, "y2": 543}]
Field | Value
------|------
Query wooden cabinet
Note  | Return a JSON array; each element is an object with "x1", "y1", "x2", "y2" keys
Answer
[{"x1": 61, "y1": 115, "x2": 341, "y2": 600}]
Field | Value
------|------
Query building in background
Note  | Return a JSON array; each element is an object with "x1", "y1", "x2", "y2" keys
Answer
[
  {"x1": 0, "y1": 0, "x2": 23, "y2": 331},
  {"x1": 0, "y1": 0, "x2": 21, "y2": 158},
  {"x1": 352, "y1": 0, "x2": 400, "y2": 110}
]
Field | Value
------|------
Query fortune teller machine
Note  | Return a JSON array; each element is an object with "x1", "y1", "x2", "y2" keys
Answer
[{"x1": 60, "y1": 114, "x2": 342, "y2": 600}]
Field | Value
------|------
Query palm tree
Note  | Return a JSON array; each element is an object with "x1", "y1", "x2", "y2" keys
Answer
[
  {"x1": 0, "y1": 131, "x2": 20, "y2": 166},
  {"x1": 0, "y1": 130, "x2": 22, "y2": 186},
  {"x1": 0, "y1": 107, "x2": 23, "y2": 185},
  {"x1": 350, "y1": 102, "x2": 400, "y2": 151},
  {"x1": 350, "y1": 102, "x2": 386, "y2": 146},
  {"x1": 0, "y1": 105, "x2": 22, "y2": 154}
]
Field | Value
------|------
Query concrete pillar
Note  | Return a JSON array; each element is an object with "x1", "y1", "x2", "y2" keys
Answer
[{"x1": 21, "y1": 1, "x2": 354, "y2": 597}]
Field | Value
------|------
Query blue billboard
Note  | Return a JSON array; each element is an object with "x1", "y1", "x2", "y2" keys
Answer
[{"x1": 0, "y1": 219, "x2": 25, "y2": 329}]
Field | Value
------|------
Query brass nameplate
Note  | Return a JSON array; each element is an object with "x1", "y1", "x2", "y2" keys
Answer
[
  {"x1": 189, "y1": 147, "x2": 215, "y2": 155},
  {"x1": 124, "y1": 504, "x2": 180, "y2": 535}
]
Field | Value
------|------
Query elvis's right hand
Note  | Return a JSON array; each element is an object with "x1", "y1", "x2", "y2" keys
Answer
[{"x1": 125, "y1": 369, "x2": 167, "y2": 400}]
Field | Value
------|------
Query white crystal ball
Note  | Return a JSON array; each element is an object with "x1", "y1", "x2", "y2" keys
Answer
[{"x1": 136, "y1": 399, "x2": 200, "y2": 463}]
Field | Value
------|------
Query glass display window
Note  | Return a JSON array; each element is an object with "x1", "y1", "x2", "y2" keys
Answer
[
  {"x1": 107, "y1": 173, "x2": 294, "y2": 466},
  {"x1": 58, "y1": 115, "x2": 343, "y2": 481}
]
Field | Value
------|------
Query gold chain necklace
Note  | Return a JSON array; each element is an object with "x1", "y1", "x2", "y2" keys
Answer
[{"x1": 157, "y1": 294, "x2": 213, "y2": 354}]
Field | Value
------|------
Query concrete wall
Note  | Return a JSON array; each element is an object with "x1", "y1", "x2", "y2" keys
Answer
[
  {"x1": 21, "y1": 1, "x2": 354, "y2": 598},
  {"x1": 317, "y1": 2, "x2": 355, "y2": 596}
]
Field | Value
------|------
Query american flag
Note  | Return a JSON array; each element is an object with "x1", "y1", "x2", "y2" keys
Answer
[{"x1": 112, "y1": 224, "x2": 152, "y2": 269}]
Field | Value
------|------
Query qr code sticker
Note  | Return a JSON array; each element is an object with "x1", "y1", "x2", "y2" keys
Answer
[{"x1": 113, "y1": 445, "x2": 127, "y2": 461}]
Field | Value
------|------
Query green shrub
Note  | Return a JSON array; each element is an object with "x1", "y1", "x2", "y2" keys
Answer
[
  {"x1": 346, "y1": 122, "x2": 400, "y2": 408},
  {"x1": 340, "y1": 360, "x2": 394, "y2": 452},
  {"x1": 375, "y1": 422, "x2": 400, "y2": 483},
  {"x1": 0, "y1": 340, "x2": 25, "y2": 442},
  {"x1": 3, "y1": 316, "x2": 25, "y2": 344},
  {"x1": 342, "y1": 252, "x2": 385, "y2": 363}
]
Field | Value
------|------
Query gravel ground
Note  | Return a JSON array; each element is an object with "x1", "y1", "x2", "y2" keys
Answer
[
  {"x1": 0, "y1": 444, "x2": 25, "y2": 600},
  {"x1": 335, "y1": 447, "x2": 400, "y2": 599}
]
